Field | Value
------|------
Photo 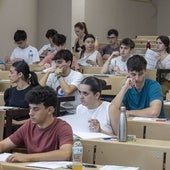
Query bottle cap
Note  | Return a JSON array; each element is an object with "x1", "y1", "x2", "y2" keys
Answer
[{"x1": 120, "y1": 106, "x2": 126, "y2": 111}]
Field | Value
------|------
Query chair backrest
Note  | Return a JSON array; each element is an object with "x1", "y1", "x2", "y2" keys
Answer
[
  {"x1": 4, "y1": 108, "x2": 30, "y2": 138},
  {"x1": 156, "y1": 69, "x2": 170, "y2": 84},
  {"x1": 146, "y1": 69, "x2": 157, "y2": 80}
]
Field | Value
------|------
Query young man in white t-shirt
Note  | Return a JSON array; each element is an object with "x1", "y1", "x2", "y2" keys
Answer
[
  {"x1": 10, "y1": 30, "x2": 40, "y2": 65},
  {"x1": 39, "y1": 49, "x2": 83, "y2": 108},
  {"x1": 101, "y1": 38, "x2": 135, "y2": 75}
]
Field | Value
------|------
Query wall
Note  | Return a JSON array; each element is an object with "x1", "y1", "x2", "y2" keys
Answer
[
  {"x1": 71, "y1": 0, "x2": 85, "y2": 47},
  {"x1": 0, "y1": 0, "x2": 37, "y2": 57},
  {"x1": 37, "y1": 0, "x2": 72, "y2": 50},
  {"x1": 157, "y1": 0, "x2": 170, "y2": 36},
  {"x1": 84, "y1": 0, "x2": 158, "y2": 42}
]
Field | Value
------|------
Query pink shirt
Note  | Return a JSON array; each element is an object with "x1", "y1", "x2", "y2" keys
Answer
[
  {"x1": 41, "y1": 53, "x2": 79, "y2": 70},
  {"x1": 9, "y1": 118, "x2": 73, "y2": 153}
]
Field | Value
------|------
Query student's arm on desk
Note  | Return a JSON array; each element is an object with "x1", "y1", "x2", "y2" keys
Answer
[
  {"x1": 6, "y1": 143, "x2": 72, "y2": 162},
  {"x1": 126, "y1": 100, "x2": 162, "y2": 118},
  {"x1": 58, "y1": 77, "x2": 77, "y2": 96},
  {"x1": 109, "y1": 101, "x2": 121, "y2": 135},
  {"x1": 0, "y1": 138, "x2": 17, "y2": 154},
  {"x1": 111, "y1": 82, "x2": 129, "y2": 109},
  {"x1": 39, "y1": 69, "x2": 54, "y2": 86}
]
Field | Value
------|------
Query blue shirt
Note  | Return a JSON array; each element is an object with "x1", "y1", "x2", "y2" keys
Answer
[{"x1": 122, "y1": 78, "x2": 165, "y2": 118}]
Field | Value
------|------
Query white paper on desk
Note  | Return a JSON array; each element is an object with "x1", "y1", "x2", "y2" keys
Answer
[
  {"x1": 0, "y1": 106, "x2": 15, "y2": 110},
  {"x1": 132, "y1": 117, "x2": 156, "y2": 121},
  {"x1": 164, "y1": 101, "x2": 170, "y2": 106},
  {"x1": 0, "y1": 153, "x2": 12, "y2": 162},
  {"x1": 100, "y1": 165, "x2": 139, "y2": 170},
  {"x1": 144, "y1": 49, "x2": 158, "y2": 69},
  {"x1": 74, "y1": 132, "x2": 111, "y2": 139},
  {"x1": 27, "y1": 161, "x2": 72, "y2": 169},
  {"x1": 0, "y1": 79, "x2": 10, "y2": 82}
]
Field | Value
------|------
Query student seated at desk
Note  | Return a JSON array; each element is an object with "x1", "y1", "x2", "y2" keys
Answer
[
  {"x1": 60, "y1": 76, "x2": 120, "y2": 136},
  {"x1": 0, "y1": 86, "x2": 73, "y2": 162},
  {"x1": 39, "y1": 49, "x2": 83, "y2": 109},
  {"x1": 4, "y1": 60, "x2": 39, "y2": 124},
  {"x1": 112, "y1": 55, "x2": 165, "y2": 118},
  {"x1": 101, "y1": 38, "x2": 135, "y2": 76},
  {"x1": 9, "y1": 30, "x2": 40, "y2": 65},
  {"x1": 78, "y1": 34, "x2": 103, "y2": 67},
  {"x1": 100, "y1": 28, "x2": 119, "y2": 62},
  {"x1": 35, "y1": 34, "x2": 79, "y2": 71},
  {"x1": 38, "y1": 29, "x2": 58, "y2": 58}
]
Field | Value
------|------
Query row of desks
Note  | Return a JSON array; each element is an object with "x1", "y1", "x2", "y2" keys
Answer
[{"x1": 81, "y1": 138, "x2": 170, "y2": 170}]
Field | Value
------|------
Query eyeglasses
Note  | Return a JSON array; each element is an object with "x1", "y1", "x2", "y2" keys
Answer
[
  {"x1": 78, "y1": 90, "x2": 89, "y2": 96},
  {"x1": 107, "y1": 36, "x2": 116, "y2": 39}
]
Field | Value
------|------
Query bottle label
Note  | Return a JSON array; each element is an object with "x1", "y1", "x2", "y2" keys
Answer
[{"x1": 72, "y1": 146, "x2": 83, "y2": 154}]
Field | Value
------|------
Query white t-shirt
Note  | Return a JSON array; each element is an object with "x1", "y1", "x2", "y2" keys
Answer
[
  {"x1": 10, "y1": 45, "x2": 40, "y2": 65},
  {"x1": 160, "y1": 54, "x2": 170, "y2": 80},
  {"x1": 60, "y1": 101, "x2": 113, "y2": 134},
  {"x1": 46, "y1": 69, "x2": 83, "y2": 107},
  {"x1": 78, "y1": 50, "x2": 98, "y2": 67},
  {"x1": 109, "y1": 56, "x2": 128, "y2": 73},
  {"x1": 38, "y1": 43, "x2": 56, "y2": 56}
]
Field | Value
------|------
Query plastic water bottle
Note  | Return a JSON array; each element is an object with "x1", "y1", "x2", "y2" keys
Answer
[
  {"x1": 29, "y1": 50, "x2": 33, "y2": 57},
  {"x1": 118, "y1": 106, "x2": 127, "y2": 142},
  {"x1": 146, "y1": 40, "x2": 151, "y2": 49},
  {"x1": 72, "y1": 138, "x2": 83, "y2": 170},
  {"x1": 28, "y1": 50, "x2": 34, "y2": 64}
]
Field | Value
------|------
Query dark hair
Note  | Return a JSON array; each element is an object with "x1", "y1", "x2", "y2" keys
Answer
[
  {"x1": 53, "y1": 49, "x2": 73, "y2": 66},
  {"x1": 45, "y1": 29, "x2": 58, "y2": 39},
  {"x1": 127, "y1": 55, "x2": 147, "y2": 72},
  {"x1": 80, "y1": 76, "x2": 106, "y2": 94},
  {"x1": 120, "y1": 38, "x2": 135, "y2": 49},
  {"x1": 74, "y1": 22, "x2": 88, "y2": 35},
  {"x1": 107, "y1": 29, "x2": 119, "y2": 37},
  {"x1": 12, "y1": 60, "x2": 39, "y2": 86},
  {"x1": 80, "y1": 34, "x2": 96, "y2": 58},
  {"x1": 25, "y1": 86, "x2": 57, "y2": 112},
  {"x1": 52, "y1": 34, "x2": 66, "y2": 46},
  {"x1": 14, "y1": 30, "x2": 27, "y2": 42},
  {"x1": 156, "y1": 35, "x2": 170, "y2": 53}
]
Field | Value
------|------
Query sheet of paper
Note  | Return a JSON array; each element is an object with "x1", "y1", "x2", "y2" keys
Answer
[
  {"x1": 0, "y1": 106, "x2": 15, "y2": 110},
  {"x1": 164, "y1": 101, "x2": 170, "y2": 106},
  {"x1": 27, "y1": 161, "x2": 72, "y2": 169},
  {"x1": 132, "y1": 117, "x2": 157, "y2": 121},
  {"x1": 100, "y1": 165, "x2": 139, "y2": 170},
  {"x1": 74, "y1": 131, "x2": 111, "y2": 139},
  {"x1": 144, "y1": 49, "x2": 158, "y2": 69},
  {"x1": 0, "y1": 153, "x2": 12, "y2": 162}
]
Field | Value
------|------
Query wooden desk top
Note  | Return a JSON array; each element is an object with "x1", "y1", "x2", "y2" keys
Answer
[
  {"x1": 81, "y1": 138, "x2": 170, "y2": 148},
  {"x1": 0, "y1": 162, "x2": 101, "y2": 170}
]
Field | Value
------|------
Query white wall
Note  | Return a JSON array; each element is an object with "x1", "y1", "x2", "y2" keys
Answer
[
  {"x1": 157, "y1": 0, "x2": 170, "y2": 36},
  {"x1": 37, "y1": 0, "x2": 72, "y2": 50},
  {"x1": 1, "y1": 0, "x2": 170, "y2": 58},
  {"x1": 0, "y1": 0, "x2": 37, "y2": 57},
  {"x1": 71, "y1": 0, "x2": 85, "y2": 47},
  {"x1": 84, "y1": 0, "x2": 158, "y2": 42}
]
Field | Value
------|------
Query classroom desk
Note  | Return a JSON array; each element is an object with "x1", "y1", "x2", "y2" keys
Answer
[
  {"x1": 0, "y1": 162, "x2": 101, "y2": 170},
  {"x1": 164, "y1": 101, "x2": 170, "y2": 118},
  {"x1": 83, "y1": 74, "x2": 126, "y2": 96},
  {"x1": 81, "y1": 138, "x2": 170, "y2": 170},
  {"x1": 0, "y1": 110, "x2": 5, "y2": 140},
  {"x1": 127, "y1": 117, "x2": 170, "y2": 141}
]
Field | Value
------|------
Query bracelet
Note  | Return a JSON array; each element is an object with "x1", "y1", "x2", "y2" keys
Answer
[{"x1": 56, "y1": 72, "x2": 62, "y2": 79}]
